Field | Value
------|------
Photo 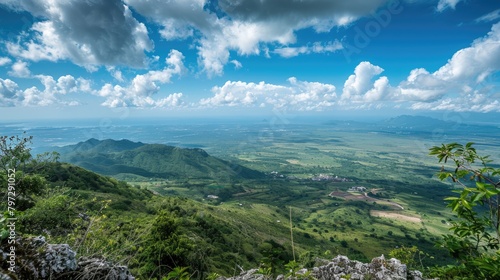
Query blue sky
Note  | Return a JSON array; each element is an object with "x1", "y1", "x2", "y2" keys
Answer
[{"x1": 0, "y1": 0, "x2": 499, "y2": 120}]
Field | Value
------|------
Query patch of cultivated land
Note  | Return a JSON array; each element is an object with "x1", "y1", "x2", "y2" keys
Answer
[
  {"x1": 124, "y1": 123, "x2": 499, "y2": 266},
  {"x1": 370, "y1": 210, "x2": 422, "y2": 223},
  {"x1": 329, "y1": 190, "x2": 404, "y2": 210}
]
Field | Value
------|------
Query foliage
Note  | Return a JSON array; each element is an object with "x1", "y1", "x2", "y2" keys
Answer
[
  {"x1": 18, "y1": 189, "x2": 76, "y2": 235},
  {"x1": 2, "y1": 132, "x2": 474, "y2": 278},
  {"x1": 429, "y1": 142, "x2": 500, "y2": 279},
  {"x1": 259, "y1": 239, "x2": 293, "y2": 275},
  {"x1": 388, "y1": 245, "x2": 431, "y2": 270},
  {"x1": 284, "y1": 260, "x2": 314, "y2": 279},
  {"x1": 164, "y1": 266, "x2": 191, "y2": 280},
  {"x1": 0, "y1": 134, "x2": 33, "y2": 172},
  {"x1": 0, "y1": 134, "x2": 59, "y2": 209}
]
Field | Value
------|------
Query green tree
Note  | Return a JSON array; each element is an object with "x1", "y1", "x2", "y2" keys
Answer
[
  {"x1": 259, "y1": 239, "x2": 292, "y2": 275},
  {"x1": 0, "y1": 134, "x2": 33, "y2": 173},
  {"x1": 430, "y1": 142, "x2": 500, "y2": 279},
  {"x1": 1, "y1": 134, "x2": 59, "y2": 209}
]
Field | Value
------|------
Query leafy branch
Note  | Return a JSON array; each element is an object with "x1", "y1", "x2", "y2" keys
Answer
[{"x1": 429, "y1": 142, "x2": 500, "y2": 279}]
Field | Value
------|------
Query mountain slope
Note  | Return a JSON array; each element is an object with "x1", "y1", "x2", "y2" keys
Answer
[{"x1": 56, "y1": 139, "x2": 265, "y2": 180}]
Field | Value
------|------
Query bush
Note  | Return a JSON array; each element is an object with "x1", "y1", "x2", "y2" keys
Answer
[{"x1": 429, "y1": 142, "x2": 500, "y2": 279}]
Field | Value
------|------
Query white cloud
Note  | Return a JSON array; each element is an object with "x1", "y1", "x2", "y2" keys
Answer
[
  {"x1": 196, "y1": 18, "x2": 297, "y2": 76},
  {"x1": 97, "y1": 50, "x2": 186, "y2": 108},
  {"x1": 199, "y1": 81, "x2": 288, "y2": 107},
  {"x1": 200, "y1": 77, "x2": 336, "y2": 111},
  {"x1": 107, "y1": 67, "x2": 125, "y2": 82},
  {"x1": 34, "y1": 75, "x2": 91, "y2": 96},
  {"x1": 159, "y1": 19, "x2": 195, "y2": 40},
  {"x1": 4, "y1": 0, "x2": 153, "y2": 69},
  {"x1": 436, "y1": 0, "x2": 463, "y2": 12},
  {"x1": 274, "y1": 41, "x2": 343, "y2": 58},
  {"x1": 126, "y1": 0, "x2": 387, "y2": 76},
  {"x1": 230, "y1": 60, "x2": 243, "y2": 69},
  {"x1": 0, "y1": 74, "x2": 90, "y2": 107},
  {"x1": 155, "y1": 93, "x2": 184, "y2": 107},
  {"x1": 410, "y1": 94, "x2": 500, "y2": 113},
  {"x1": 392, "y1": 22, "x2": 500, "y2": 107},
  {"x1": 8, "y1": 61, "x2": 31, "y2": 78},
  {"x1": 341, "y1": 61, "x2": 386, "y2": 102},
  {"x1": 395, "y1": 68, "x2": 448, "y2": 101},
  {"x1": 434, "y1": 23, "x2": 500, "y2": 83},
  {"x1": 476, "y1": 9, "x2": 500, "y2": 23},
  {"x1": 0, "y1": 78, "x2": 19, "y2": 106},
  {"x1": 365, "y1": 76, "x2": 390, "y2": 102},
  {"x1": 0, "y1": 57, "x2": 12, "y2": 66}
]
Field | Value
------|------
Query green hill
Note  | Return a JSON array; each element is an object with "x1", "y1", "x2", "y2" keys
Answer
[
  {"x1": 3, "y1": 159, "x2": 294, "y2": 279},
  {"x1": 56, "y1": 139, "x2": 265, "y2": 181}
]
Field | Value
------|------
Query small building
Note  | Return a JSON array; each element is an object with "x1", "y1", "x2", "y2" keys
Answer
[{"x1": 349, "y1": 186, "x2": 367, "y2": 192}]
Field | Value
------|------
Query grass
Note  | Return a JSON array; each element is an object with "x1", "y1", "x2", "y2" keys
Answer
[{"x1": 112, "y1": 123, "x2": 500, "y2": 268}]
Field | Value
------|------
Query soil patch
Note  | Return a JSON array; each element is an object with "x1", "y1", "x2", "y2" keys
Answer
[{"x1": 370, "y1": 210, "x2": 422, "y2": 223}]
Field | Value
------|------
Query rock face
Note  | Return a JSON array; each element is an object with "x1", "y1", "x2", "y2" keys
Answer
[
  {"x1": 0, "y1": 236, "x2": 134, "y2": 280},
  {"x1": 222, "y1": 255, "x2": 426, "y2": 280}
]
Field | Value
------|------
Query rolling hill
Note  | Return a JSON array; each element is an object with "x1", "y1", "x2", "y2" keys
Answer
[{"x1": 55, "y1": 138, "x2": 266, "y2": 181}]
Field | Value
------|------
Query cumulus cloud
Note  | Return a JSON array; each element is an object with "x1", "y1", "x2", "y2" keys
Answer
[
  {"x1": 341, "y1": 61, "x2": 387, "y2": 102},
  {"x1": 410, "y1": 94, "x2": 500, "y2": 113},
  {"x1": 0, "y1": 74, "x2": 90, "y2": 106},
  {"x1": 274, "y1": 41, "x2": 343, "y2": 58},
  {"x1": 434, "y1": 23, "x2": 500, "y2": 83},
  {"x1": 8, "y1": 61, "x2": 31, "y2": 78},
  {"x1": 3, "y1": 0, "x2": 153, "y2": 69},
  {"x1": 393, "y1": 22, "x2": 500, "y2": 106},
  {"x1": 334, "y1": 21, "x2": 500, "y2": 112},
  {"x1": 200, "y1": 77, "x2": 336, "y2": 111},
  {"x1": 126, "y1": 0, "x2": 388, "y2": 75},
  {"x1": 395, "y1": 68, "x2": 448, "y2": 102},
  {"x1": 97, "y1": 50, "x2": 186, "y2": 108},
  {"x1": 0, "y1": 78, "x2": 19, "y2": 106}
]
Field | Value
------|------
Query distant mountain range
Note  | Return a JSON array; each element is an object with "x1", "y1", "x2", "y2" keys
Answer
[
  {"x1": 381, "y1": 115, "x2": 456, "y2": 129},
  {"x1": 55, "y1": 138, "x2": 265, "y2": 180},
  {"x1": 377, "y1": 115, "x2": 500, "y2": 134}
]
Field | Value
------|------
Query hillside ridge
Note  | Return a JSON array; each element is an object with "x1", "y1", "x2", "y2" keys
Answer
[{"x1": 55, "y1": 138, "x2": 265, "y2": 180}]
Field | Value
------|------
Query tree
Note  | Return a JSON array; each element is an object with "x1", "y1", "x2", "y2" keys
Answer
[
  {"x1": 1, "y1": 134, "x2": 60, "y2": 211},
  {"x1": 429, "y1": 142, "x2": 500, "y2": 279},
  {"x1": 0, "y1": 134, "x2": 33, "y2": 173}
]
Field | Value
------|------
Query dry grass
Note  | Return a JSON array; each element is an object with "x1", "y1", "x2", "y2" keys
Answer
[{"x1": 370, "y1": 210, "x2": 422, "y2": 223}]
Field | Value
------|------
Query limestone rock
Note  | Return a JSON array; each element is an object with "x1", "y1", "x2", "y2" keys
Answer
[
  {"x1": 1, "y1": 236, "x2": 134, "y2": 280},
  {"x1": 76, "y1": 257, "x2": 135, "y2": 280},
  {"x1": 219, "y1": 255, "x2": 428, "y2": 280}
]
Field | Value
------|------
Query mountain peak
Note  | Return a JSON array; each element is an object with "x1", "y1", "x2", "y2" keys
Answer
[{"x1": 56, "y1": 139, "x2": 265, "y2": 180}]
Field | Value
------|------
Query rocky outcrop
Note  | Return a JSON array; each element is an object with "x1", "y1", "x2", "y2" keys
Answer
[
  {"x1": 2, "y1": 237, "x2": 429, "y2": 280},
  {"x1": 221, "y1": 255, "x2": 427, "y2": 280},
  {"x1": 312, "y1": 255, "x2": 423, "y2": 280},
  {"x1": 0, "y1": 236, "x2": 134, "y2": 280}
]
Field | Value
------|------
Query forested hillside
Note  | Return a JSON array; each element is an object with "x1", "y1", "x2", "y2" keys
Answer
[
  {"x1": 55, "y1": 139, "x2": 265, "y2": 181},
  {"x1": 1, "y1": 135, "x2": 499, "y2": 279}
]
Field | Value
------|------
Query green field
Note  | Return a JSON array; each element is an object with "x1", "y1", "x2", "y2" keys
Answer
[{"x1": 132, "y1": 121, "x2": 500, "y2": 266}]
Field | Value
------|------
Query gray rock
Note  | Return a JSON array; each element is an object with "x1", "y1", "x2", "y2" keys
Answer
[
  {"x1": 219, "y1": 255, "x2": 429, "y2": 280},
  {"x1": 223, "y1": 268, "x2": 272, "y2": 280},
  {"x1": 1, "y1": 236, "x2": 135, "y2": 280},
  {"x1": 76, "y1": 257, "x2": 135, "y2": 280}
]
